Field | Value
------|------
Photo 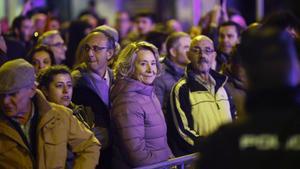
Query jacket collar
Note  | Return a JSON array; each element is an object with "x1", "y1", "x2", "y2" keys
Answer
[
  {"x1": 0, "y1": 116, "x2": 30, "y2": 150},
  {"x1": 163, "y1": 58, "x2": 185, "y2": 79},
  {"x1": 73, "y1": 63, "x2": 114, "y2": 90},
  {"x1": 111, "y1": 78, "x2": 154, "y2": 101},
  {"x1": 185, "y1": 64, "x2": 228, "y2": 92}
]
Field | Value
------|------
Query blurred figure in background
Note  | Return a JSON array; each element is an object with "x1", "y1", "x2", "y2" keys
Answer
[
  {"x1": 7, "y1": 15, "x2": 34, "y2": 54},
  {"x1": 37, "y1": 30, "x2": 67, "y2": 64},
  {"x1": 30, "y1": 9, "x2": 48, "y2": 36},
  {"x1": 222, "y1": 47, "x2": 247, "y2": 118},
  {"x1": 145, "y1": 31, "x2": 169, "y2": 56},
  {"x1": 135, "y1": 12, "x2": 156, "y2": 38},
  {"x1": 65, "y1": 20, "x2": 92, "y2": 68},
  {"x1": 0, "y1": 26, "x2": 8, "y2": 66},
  {"x1": 216, "y1": 21, "x2": 241, "y2": 72},
  {"x1": 166, "y1": 19, "x2": 183, "y2": 34},
  {"x1": 228, "y1": 8, "x2": 247, "y2": 29},
  {"x1": 114, "y1": 11, "x2": 132, "y2": 43},
  {"x1": 154, "y1": 32, "x2": 190, "y2": 111},
  {"x1": 45, "y1": 16, "x2": 61, "y2": 31},
  {"x1": 27, "y1": 45, "x2": 56, "y2": 73}
]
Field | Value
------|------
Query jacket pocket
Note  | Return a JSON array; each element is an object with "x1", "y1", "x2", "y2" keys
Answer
[
  {"x1": 43, "y1": 116, "x2": 67, "y2": 144},
  {"x1": 42, "y1": 118, "x2": 68, "y2": 168}
]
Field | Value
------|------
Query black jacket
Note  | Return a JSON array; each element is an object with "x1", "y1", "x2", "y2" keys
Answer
[{"x1": 198, "y1": 86, "x2": 300, "y2": 169}]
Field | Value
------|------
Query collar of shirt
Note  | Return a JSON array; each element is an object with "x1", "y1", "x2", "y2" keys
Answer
[
  {"x1": 89, "y1": 69, "x2": 110, "y2": 87},
  {"x1": 195, "y1": 74, "x2": 216, "y2": 94},
  {"x1": 19, "y1": 103, "x2": 35, "y2": 143}
]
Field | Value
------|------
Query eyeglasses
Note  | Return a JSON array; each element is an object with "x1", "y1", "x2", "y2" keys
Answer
[
  {"x1": 190, "y1": 47, "x2": 215, "y2": 55},
  {"x1": 83, "y1": 45, "x2": 108, "y2": 53},
  {"x1": 48, "y1": 42, "x2": 65, "y2": 48}
]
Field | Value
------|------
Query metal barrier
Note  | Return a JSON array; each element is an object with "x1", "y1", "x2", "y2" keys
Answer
[{"x1": 134, "y1": 153, "x2": 199, "y2": 169}]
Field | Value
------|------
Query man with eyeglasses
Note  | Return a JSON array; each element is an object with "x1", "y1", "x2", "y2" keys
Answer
[
  {"x1": 37, "y1": 30, "x2": 67, "y2": 64},
  {"x1": 167, "y1": 35, "x2": 236, "y2": 156},
  {"x1": 72, "y1": 25, "x2": 119, "y2": 169}
]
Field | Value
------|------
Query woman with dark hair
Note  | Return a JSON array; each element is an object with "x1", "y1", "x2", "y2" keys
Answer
[
  {"x1": 37, "y1": 65, "x2": 96, "y2": 169},
  {"x1": 27, "y1": 45, "x2": 56, "y2": 73},
  {"x1": 111, "y1": 41, "x2": 173, "y2": 168},
  {"x1": 37, "y1": 65, "x2": 94, "y2": 128}
]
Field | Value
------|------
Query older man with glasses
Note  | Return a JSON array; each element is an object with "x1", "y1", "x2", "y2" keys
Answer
[
  {"x1": 167, "y1": 35, "x2": 236, "y2": 156},
  {"x1": 37, "y1": 30, "x2": 67, "y2": 65},
  {"x1": 71, "y1": 25, "x2": 119, "y2": 169}
]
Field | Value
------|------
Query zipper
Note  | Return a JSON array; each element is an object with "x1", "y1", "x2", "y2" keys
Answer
[
  {"x1": 214, "y1": 76, "x2": 228, "y2": 110},
  {"x1": 214, "y1": 94, "x2": 220, "y2": 110}
]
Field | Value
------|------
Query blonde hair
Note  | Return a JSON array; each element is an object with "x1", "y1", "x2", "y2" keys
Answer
[{"x1": 114, "y1": 41, "x2": 162, "y2": 79}]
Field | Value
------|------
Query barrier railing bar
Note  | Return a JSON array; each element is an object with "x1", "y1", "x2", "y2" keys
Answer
[{"x1": 134, "y1": 153, "x2": 199, "y2": 169}]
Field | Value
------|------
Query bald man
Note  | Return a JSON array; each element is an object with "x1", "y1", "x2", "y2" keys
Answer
[{"x1": 167, "y1": 35, "x2": 236, "y2": 156}]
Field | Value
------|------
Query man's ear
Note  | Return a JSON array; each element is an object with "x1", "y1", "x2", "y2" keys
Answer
[
  {"x1": 106, "y1": 49, "x2": 114, "y2": 61},
  {"x1": 169, "y1": 47, "x2": 177, "y2": 59},
  {"x1": 30, "y1": 84, "x2": 37, "y2": 98},
  {"x1": 212, "y1": 51, "x2": 217, "y2": 60}
]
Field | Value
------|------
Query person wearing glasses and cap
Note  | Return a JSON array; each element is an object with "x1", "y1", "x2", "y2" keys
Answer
[
  {"x1": 167, "y1": 35, "x2": 236, "y2": 156},
  {"x1": 0, "y1": 59, "x2": 100, "y2": 169},
  {"x1": 72, "y1": 25, "x2": 119, "y2": 169}
]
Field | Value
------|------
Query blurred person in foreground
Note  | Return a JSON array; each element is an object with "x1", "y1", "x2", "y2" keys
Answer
[{"x1": 198, "y1": 27, "x2": 300, "y2": 169}]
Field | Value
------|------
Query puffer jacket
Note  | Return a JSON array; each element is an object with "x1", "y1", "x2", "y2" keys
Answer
[
  {"x1": 0, "y1": 90, "x2": 100, "y2": 169},
  {"x1": 110, "y1": 78, "x2": 173, "y2": 168}
]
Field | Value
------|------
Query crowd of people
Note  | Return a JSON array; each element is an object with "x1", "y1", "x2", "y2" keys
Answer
[{"x1": 0, "y1": 0, "x2": 300, "y2": 168}]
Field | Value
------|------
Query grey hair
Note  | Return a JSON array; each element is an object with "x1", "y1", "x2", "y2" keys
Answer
[
  {"x1": 37, "y1": 30, "x2": 60, "y2": 46},
  {"x1": 114, "y1": 41, "x2": 162, "y2": 79}
]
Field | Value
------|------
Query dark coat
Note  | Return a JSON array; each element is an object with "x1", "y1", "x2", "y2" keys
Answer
[
  {"x1": 154, "y1": 58, "x2": 185, "y2": 111},
  {"x1": 72, "y1": 63, "x2": 114, "y2": 169},
  {"x1": 198, "y1": 87, "x2": 300, "y2": 169}
]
